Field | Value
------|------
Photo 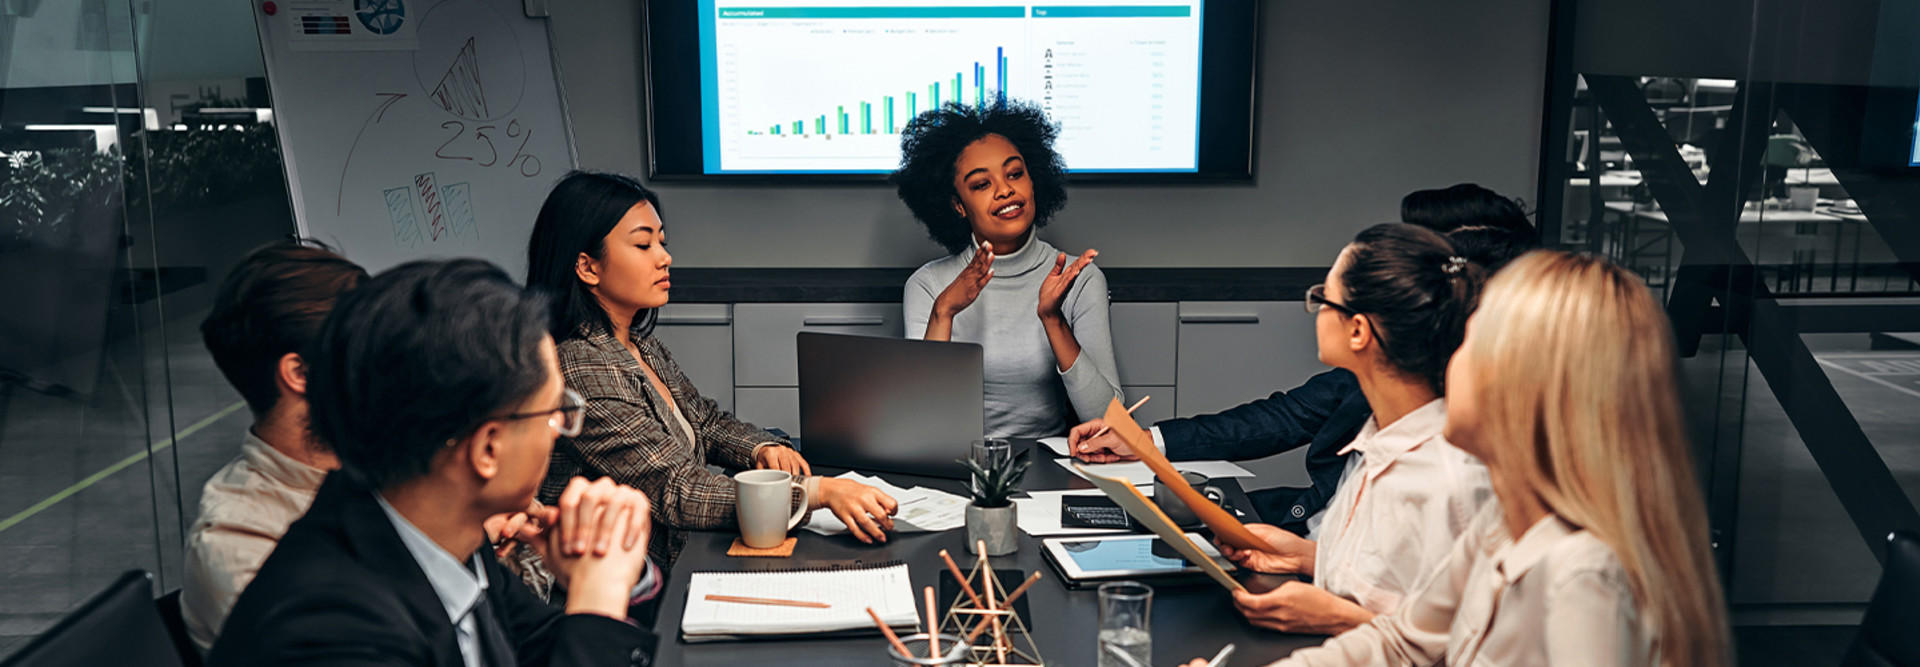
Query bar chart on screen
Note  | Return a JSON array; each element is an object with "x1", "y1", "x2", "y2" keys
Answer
[{"x1": 704, "y1": 1, "x2": 1203, "y2": 173}]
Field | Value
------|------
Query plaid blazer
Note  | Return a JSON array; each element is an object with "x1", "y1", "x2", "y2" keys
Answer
[{"x1": 541, "y1": 318, "x2": 789, "y2": 566}]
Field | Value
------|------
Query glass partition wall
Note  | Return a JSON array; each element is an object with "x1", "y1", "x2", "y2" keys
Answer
[
  {"x1": 1539, "y1": 1, "x2": 1920, "y2": 663},
  {"x1": 0, "y1": 0, "x2": 294, "y2": 653}
]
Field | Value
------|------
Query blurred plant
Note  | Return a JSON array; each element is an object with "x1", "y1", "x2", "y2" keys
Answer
[
  {"x1": 961, "y1": 449, "x2": 1031, "y2": 508},
  {"x1": 0, "y1": 148, "x2": 123, "y2": 253},
  {"x1": 125, "y1": 123, "x2": 284, "y2": 215}
]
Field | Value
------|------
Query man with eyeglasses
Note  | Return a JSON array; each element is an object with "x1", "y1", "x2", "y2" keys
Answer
[
  {"x1": 210, "y1": 259, "x2": 661, "y2": 667},
  {"x1": 1069, "y1": 189, "x2": 1538, "y2": 536}
]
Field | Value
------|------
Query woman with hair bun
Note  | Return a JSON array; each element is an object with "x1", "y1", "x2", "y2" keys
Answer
[
  {"x1": 1191, "y1": 251, "x2": 1731, "y2": 667},
  {"x1": 1212, "y1": 223, "x2": 1494, "y2": 636}
]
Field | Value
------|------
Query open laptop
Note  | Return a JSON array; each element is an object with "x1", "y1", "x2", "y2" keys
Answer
[{"x1": 796, "y1": 331, "x2": 983, "y2": 479}]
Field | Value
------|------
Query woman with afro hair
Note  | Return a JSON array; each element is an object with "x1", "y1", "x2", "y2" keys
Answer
[{"x1": 891, "y1": 101, "x2": 1122, "y2": 438}]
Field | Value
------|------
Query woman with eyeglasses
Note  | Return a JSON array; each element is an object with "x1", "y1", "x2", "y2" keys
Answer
[
  {"x1": 523, "y1": 171, "x2": 899, "y2": 570},
  {"x1": 1209, "y1": 223, "x2": 1493, "y2": 636},
  {"x1": 1186, "y1": 251, "x2": 1730, "y2": 667}
]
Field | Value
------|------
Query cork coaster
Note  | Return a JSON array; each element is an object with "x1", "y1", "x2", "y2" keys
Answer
[{"x1": 727, "y1": 537, "x2": 797, "y2": 557}]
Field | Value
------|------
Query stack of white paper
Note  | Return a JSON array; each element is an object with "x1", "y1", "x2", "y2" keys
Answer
[
  {"x1": 804, "y1": 471, "x2": 969, "y2": 535},
  {"x1": 1054, "y1": 458, "x2": 1256, "y2": 484},
  {"x1": 681, "y1": 562, "x2": 919, "y2": 639},
  {"x1": 1036, "y1": 436, "x2": 1074, "y2": 456}
]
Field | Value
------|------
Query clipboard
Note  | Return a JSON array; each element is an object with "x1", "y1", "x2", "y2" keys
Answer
[
  {"x1": 1098, "y1": 397, "x2": 1286, "y2": 557},
  {"x1": 1074, "y1": 465, "x2": 1244, "y2": 592}
]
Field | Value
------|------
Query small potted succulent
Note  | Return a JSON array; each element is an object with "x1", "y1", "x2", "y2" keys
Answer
[{"x1": 962, "y1": 449, "x2": 1030, "y2": 556}]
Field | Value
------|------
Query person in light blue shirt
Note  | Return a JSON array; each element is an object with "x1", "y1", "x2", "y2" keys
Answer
[{"x1": 209, "y1": 259, "x2": 663, "y2": 667}]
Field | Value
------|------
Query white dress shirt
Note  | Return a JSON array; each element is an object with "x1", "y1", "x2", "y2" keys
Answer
[
  {"x1": 1270, "y1": 504, "x2": 1653, "y2": 666},
  {"x1": 1311, "y1": 399, "x2": 1491, "y2": 614},
  {"x1": 377, "y1": 495, "x2": 495, "y2": 667},
  {"x1": 181, "y1": 430, "x2": 328, "y2": 654}
]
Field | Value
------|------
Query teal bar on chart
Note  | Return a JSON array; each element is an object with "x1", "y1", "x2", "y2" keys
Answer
[
  {"x1": 1030, "y1": 5, "x2": 1191, "y2": 18},
  {"x1": 750, "y1": 46, "x2": 1009, "y2": 138},
  {"x1": 719, "y1": 6, "x2": 1024, "y2": 19}
]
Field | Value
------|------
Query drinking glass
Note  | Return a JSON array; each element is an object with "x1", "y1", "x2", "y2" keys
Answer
[
  {"x1": 1097, "y1": 581, "x2": 1152, "y2": 667},
  {"x1": 887, "y1": 632, "x2": 970, "y2": 667},
  {"x1": 968, "y1": 437, "x2": 1012, "y2": 495}
]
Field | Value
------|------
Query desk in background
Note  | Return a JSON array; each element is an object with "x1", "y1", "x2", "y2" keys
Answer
[
  {"x1": 652, "y1": 440, "x2": 1325, "y2": 666},
  {"x1": 1601, "y1": 201, "x2": 1869, "y2": 292}
]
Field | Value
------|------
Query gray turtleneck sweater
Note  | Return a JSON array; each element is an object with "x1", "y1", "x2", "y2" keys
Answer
[{"x1": 904, "y1": 235, "x2": 1125, "y2": 438}]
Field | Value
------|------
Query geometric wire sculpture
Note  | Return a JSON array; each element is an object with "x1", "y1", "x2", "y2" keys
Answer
[{"x1": 937, "y1": 542, "x2": 1043, "y2": 666}]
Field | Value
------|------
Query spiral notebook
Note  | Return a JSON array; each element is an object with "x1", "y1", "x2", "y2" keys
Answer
[{"x1": 680, "y1": 561, "x2": 921, "y2": 642}]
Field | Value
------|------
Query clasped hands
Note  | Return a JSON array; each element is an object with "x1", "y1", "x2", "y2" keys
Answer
[{"x1": 484, "y1": 476, "x2": 651, "y2": 620}]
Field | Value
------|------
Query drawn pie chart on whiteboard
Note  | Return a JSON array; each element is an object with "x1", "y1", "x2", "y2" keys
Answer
[
  {"x1": 411, "y1": 0, "x2": 525, "y2": 121},
  {"x1": 354, "y1": 0, "x2": 406, "y2": 35}
]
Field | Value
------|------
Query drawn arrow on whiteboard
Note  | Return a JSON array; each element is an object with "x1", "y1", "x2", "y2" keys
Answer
[{"x1": 337, "y1": 92, "x2": 409, "y2": 216}]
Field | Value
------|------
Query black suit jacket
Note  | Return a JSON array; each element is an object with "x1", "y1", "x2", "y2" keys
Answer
[
  {"x1": 1154, "y1": 369, "x2": 1372, "y2": 531},
  {"x1": 207, "y1": 474, "x2": 658, "y2": 667}
]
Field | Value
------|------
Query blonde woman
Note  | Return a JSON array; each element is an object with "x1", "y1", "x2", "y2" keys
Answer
[{"x1": 1187, "y1": 251, "x2": 1730, "y2": 667}]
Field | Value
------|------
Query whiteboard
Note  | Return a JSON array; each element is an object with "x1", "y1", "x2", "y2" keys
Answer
[{"x1": 253, "y1": 0, "x2": 575, "y2": 276}]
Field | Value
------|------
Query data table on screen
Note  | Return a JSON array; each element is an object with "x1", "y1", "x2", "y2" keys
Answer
[{"x1": 701, "y1": 1, "x2": 1204, "y2": 174}]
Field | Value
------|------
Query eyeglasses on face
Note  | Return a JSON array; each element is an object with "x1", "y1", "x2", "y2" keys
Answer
[
  {"x1": 1304, "y1": 284, "x2": 1358, "y2": 316},
  {"x1": 496, "y1": 387, "x2": 585, "y2": 437}
]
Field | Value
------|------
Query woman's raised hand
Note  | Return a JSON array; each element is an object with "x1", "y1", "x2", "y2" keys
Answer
[
  {"x1": 1037, "y1": 249, "x2": 1097, "y2": 321},
  {"x1": 933, "y1": 240, "x2": 996, "y2": 320}
]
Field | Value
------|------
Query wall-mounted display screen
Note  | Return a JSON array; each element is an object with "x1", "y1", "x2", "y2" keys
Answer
[{"x1": 645, "y1": 1, "x2": 1259, "y2": 181}]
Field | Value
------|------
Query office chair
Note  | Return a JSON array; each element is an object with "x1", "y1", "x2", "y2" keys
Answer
[
  {"x1": 1841, "y1": 531, "x2": 1920, "y2": 667},
  {"x1": 153, "y1": 590, "x2": 204, "y2": 667},
  {"x1": 0, "y1": 570, "x2": 183, "y2": 667}
]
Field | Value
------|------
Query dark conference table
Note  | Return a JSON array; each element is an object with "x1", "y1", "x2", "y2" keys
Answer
[{"x1": 649, "y1": 440, "x2": 1327, "y2": 666}]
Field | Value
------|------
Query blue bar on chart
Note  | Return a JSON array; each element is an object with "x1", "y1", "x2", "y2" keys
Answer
[
  {"x1": 817, "y1": 115, "x2": 826, "y2": 135},
  {"x1": 772, "y1": 125, "x2": 780, "y2": 135},
  {"x1": 909, "y1": 91, "x2": 917, "y2": 117},
  {"x1": 885, "y1": 96, "x2": 894, "y2": 133}
]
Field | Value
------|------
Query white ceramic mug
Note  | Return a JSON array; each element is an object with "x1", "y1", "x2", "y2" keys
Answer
[{"x1": 735, "y1": 469, "x2": 811, "y2": 548}]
